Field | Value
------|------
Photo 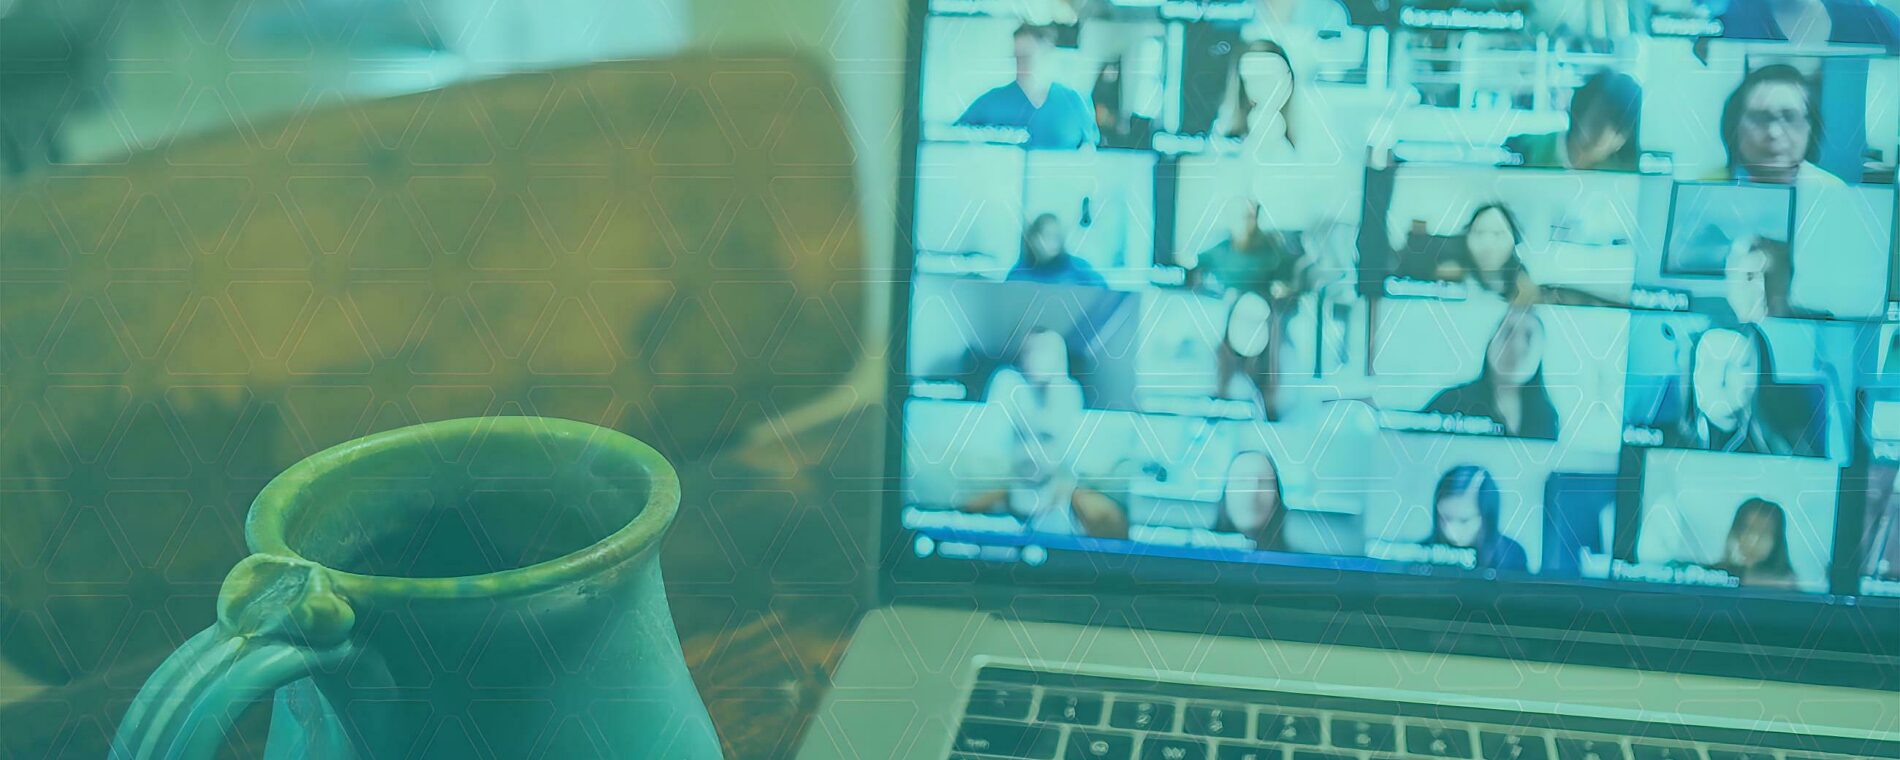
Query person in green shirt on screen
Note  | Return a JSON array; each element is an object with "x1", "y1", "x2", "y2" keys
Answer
[{"x1": 1506, "y1": 70, "x2": 1644, "y2": 172}]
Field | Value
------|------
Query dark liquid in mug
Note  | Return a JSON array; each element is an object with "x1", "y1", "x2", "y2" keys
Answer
[{"x1": 291, "y1": 480, "x2": 646, "y2": 579}]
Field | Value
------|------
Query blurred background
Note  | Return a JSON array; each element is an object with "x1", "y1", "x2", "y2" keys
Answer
[
  {"x1": 0, "y1": 0, "x2": 906, "y2": 715},
  {"x1": 0, "y1": 0, "x2": 905, "y2": 312}
]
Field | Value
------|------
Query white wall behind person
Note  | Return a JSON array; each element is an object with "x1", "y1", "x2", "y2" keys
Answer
[
  {"x1": 1173, "y1": 154, "x2": 1364, "y2": 260},
  {"x1": 1634, "y1": 449, "x2": 1839, "y2": 593},
  {"x1": 1789, "y1": 184, "x2": 1895, "y2": 318},
  {"x1": 1642, "y1": 40, "x2": 1744, "y2": 177},
  {"x1": 1133, "y1": 289, "x2": 1231, "y2": 399},
  {"x1": 913, "y1": 143, "x2": 1028, "y2": 274}
]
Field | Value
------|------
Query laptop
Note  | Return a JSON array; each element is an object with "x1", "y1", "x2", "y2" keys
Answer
[{"x1": 799, "y1": 2, "x2": 1900, "y2": 758}]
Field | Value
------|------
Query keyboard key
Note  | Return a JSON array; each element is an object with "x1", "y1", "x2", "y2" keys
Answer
[
  {"x1": 1482, "y1": 731, "x2": 1549, "y2": 760},
  {"x1": 1330, "y1": 718, "x2": 1397, "y2": 753},
  {"x1": 1183, "y1": 703, "x2": 1249, "y2": 739},
  {"x1": 1292, "y1": 751, "x2": 1356, "y2": 760},
  {"x1": 1039, "y1": 692, "x2": 1106, "y2": 726},
  {"x1": 1408, "y1": 725, "x2": 1475, "y2": 758},
  {"x1": 1110, "y1": 697, "x2": 1177, "y2": 732},
  {"x1": 954, "y1": 720, "x2": 1060, "y2": 758},
  {"x1": 1066, "y1": 729, "x2": 1135, "y2": 760},
  {"x1": 1557, "y1": 737, "x2": 1628, "y2": 760},
  {"x1": 1214, "y1": 742, "x2": 1283, "y2": 760},
  {"x1": 967, "y1": 685, "x2": 1035, "y2": 720},
  {"x1": 1631, "y1": 743, "x2": 1698, "y2": 760},
  {"x1": 1705, "y1": 752, "x2": 1772, "y2": 760},
  {"x1": 1256, "y1": 712, "x2": 1322, "y2": 745},
  {"x1": 1142, "y1": 737, "x2": 1209, "y2": 760}
]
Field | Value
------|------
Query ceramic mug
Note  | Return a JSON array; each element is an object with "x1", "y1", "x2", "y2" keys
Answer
[{"x1": 109, "y1": 417, "x2": 722, "y2": 759}]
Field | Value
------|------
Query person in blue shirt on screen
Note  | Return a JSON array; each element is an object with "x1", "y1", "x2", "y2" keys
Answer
[
  {"x1": 1426, "y1": 466, "x2": 1530, "y2": 573},
  {"x1": 1717, "y1": 0, "x2": 1900, "y2": 51},
  {"x1": 957, "y1": 24, "x2": 1099, "y2": 149},
  {"x1": 1008, "y1": 214, "x2": 1106, "y2": 287}
]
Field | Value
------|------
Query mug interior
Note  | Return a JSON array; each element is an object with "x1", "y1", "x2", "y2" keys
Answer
[{"x1": 276, "y1": 422, "x2": 656, "y2": 580}]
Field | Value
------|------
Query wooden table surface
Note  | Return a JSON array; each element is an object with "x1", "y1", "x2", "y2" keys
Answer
[{"x1": 0, "y1": 402, "x2": 885, "y2": 759}]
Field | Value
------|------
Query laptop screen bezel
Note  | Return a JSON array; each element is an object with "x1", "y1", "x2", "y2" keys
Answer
[{"x1": 877, "y1": 0, "x2": 1900, "y2": 683}]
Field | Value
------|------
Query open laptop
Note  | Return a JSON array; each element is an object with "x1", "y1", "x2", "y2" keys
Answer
[{"x1": 800, "y1": 1, "x2": 1900, "y2": 758}]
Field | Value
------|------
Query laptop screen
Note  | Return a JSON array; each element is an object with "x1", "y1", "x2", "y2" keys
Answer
[{"x1": 893, "y1": 0, "x2": 1900, "y2": 607}]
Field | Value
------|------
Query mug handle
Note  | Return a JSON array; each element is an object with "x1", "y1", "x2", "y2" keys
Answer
[{"x1": 110, "y1": 554, "x2": 358, "y2": 760}]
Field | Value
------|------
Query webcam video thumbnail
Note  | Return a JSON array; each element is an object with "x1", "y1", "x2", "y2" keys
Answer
[
  {"x1": 1361, "y1": 429, "x2": 1621, "y2": 577},
  {"x1": 900, "y1": 398, "x2": 1379, "y2": 560},
  {"x1": 1623, "y1": 311, "x2": 1876, "y2": 461},
  {"x1": 1615, "y1": 447, "x2": 1840, "y2": 593}
]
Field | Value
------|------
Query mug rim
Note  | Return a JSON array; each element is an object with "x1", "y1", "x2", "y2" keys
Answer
[{"x1": 244, "y1": 416, "x2": 680, "y2": 601}]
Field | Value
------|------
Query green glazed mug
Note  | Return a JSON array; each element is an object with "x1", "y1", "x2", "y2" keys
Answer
[{"x1": 109, "y1": 417, "x2": 723, "y2": 759}]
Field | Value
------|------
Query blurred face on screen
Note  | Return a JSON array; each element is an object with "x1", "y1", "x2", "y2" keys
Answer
[
  {"x1": 1465, "y1": 208, "x2": 1517, "y2": 272},
  {"x1": 1238, "y1": 52, "x2": 1293, "y2": 115},
  {"x1": 1027, "y1": 217, "x2": 1064, "y2": 264},
  {"x1": 1724, "y1": 241, "x2": 1771, "y2": 324},
  {"x1": 1693, "y1": 329, "x2": 1761, "y2": 428},
  {"x1": 1727, "y1": 509, "x2": 1780, "y2": 568},
  {"x1": 1486, "y1": 310, "x2": 1544, "y2": 386},
  {"x1": 1436, "y1": 489, "x2": 1485, "y2": 549},
  {"x1": 1568, "y1": 122, "x2": 1631, "y2": 171},
  {"x1": 1224, "y1": 452, "x2": 1281, "y2": 533},
  {"x1": 1013, "y1": 32, "x2": 1050, "y2": 88},
  {"x1": 1020, "y1": 331, "x2": 1070, "y2": 383},
  {"x1": 1738, "y1": 82, "x2": 1812, "y2": 177},
  {"x1": 1226, "y1": 292, "x2": 1274, "y2": 358}
]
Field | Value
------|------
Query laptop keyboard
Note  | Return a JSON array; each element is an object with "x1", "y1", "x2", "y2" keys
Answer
[{"x1": 949, "y1": 668, "x2": 1892, "y2": 760}]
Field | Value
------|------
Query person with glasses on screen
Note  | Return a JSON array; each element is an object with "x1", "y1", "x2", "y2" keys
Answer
[
  {"x1": 1213, "y1": 450, "x2": 1290, "y2": 553},
  {"x1": 1505, "y1": 70, "x2": 1644, "y2": 172},
  {"x1": 1425, "y1": 307, "x2": 1562, "y2": 441},
  {"x1": 1715, "y1": 64, "x2": 1847, "y2": 187},
  {"x1": 1668, "y1": 324, "x2": 1811, "y2": 457},
  {"x1": 1711, "y1": 498, "x2": 1801, "y2": 590},
  {"x1": 1009, "y1": 213, "x2": 1106, "y2": 287},
  {"x1": 962, "y1": 329, "x2": 1128, "y2": 539},
  {"x1": 1425, "y1": 465, "x2": 1530, "y2": 573},
  {"x1": 956, "y1": 24, "x2": 1099, "y2": 150}
]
